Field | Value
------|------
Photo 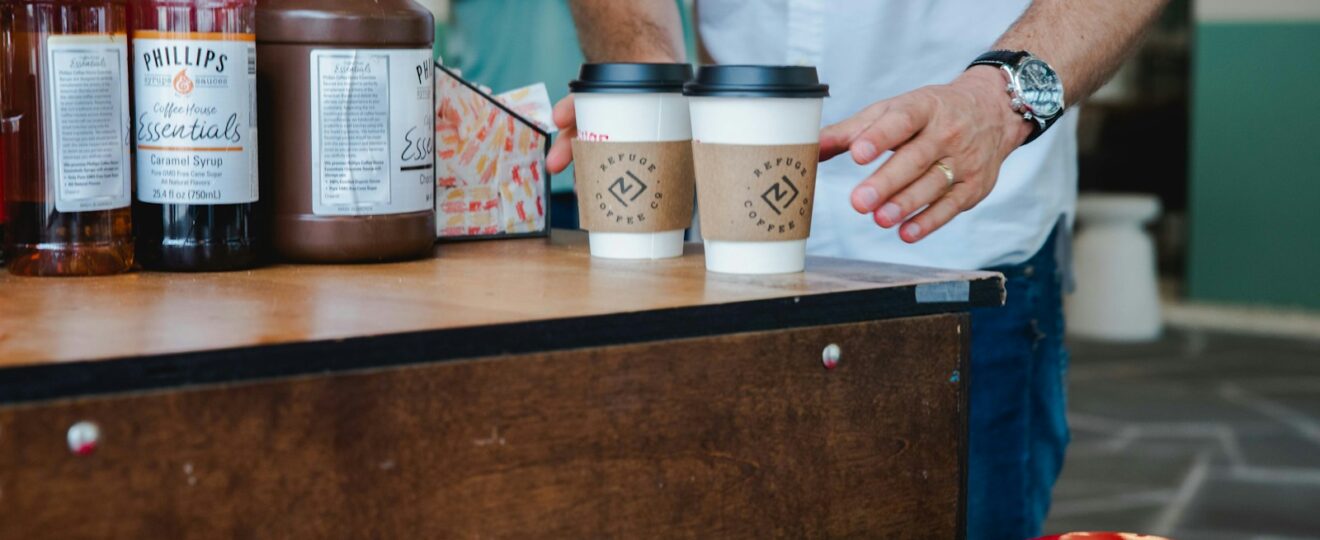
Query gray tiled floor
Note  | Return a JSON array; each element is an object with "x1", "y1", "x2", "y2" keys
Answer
[{"x1": 1042, "y1": 329, "x2": 1320, "y2": 538}]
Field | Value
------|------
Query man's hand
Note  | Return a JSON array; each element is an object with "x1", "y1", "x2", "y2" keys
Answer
[
  {"x1": 819, "y1": 0, "x2": 1170, "y2": 244},
  {"x1": 547, "y1": 94, "x2": 577, "y2": 174},
  {"x1": 819, "y1": 66, "x2": 1033, "y2": 243},
  {"x1": 550, "y1": 0, "x2": 683, "y2": 175}
]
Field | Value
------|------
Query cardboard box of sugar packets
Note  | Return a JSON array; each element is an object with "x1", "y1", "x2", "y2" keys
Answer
[{"x1": 435, "y1": 63, "x2": 552, "y2": 241}]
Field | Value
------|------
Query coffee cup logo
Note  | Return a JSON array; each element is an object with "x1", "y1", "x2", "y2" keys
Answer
[
  {"x1": 608, "y1": 170, "x2": 648, "y2": 207},
  {"x1": 760, "y1": 175, "x2": 800, "y2": 215},
  {"x1": 743, "y1": 157, "x2": 811, "y2": 235},
  {"x1": 591, "y1": 152, "x2": 664, "y2": 227},
  {"x1": 573, "y1": 140, "x2": 695, "y2": 233}
]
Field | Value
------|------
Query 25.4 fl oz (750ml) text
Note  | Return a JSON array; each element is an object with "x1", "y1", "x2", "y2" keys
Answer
[{"x1": 149, "y1": 188, "x2": 224, "y2": 201}]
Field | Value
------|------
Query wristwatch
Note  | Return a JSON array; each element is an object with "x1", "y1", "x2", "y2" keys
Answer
[{"x1": 968, "y1": 50, "x2": 1065, "y2": 145}]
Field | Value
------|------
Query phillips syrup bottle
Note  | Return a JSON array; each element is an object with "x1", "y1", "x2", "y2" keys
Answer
[
  {"x1": 257, "y1": 0, "x2": 436, "y2": 263},
  {"x1": 0, "y1": 0, "x2": 135, "y2": 276},
  {"x1": 131, "y1": 0, "x2": 259, "y2": 271}
]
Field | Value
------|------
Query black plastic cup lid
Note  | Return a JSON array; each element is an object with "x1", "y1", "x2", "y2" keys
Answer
[
  {"x1": 569, "y1": 63, "x2": 694, "y2": 94},
  {"x1": 683, "y1": 65, "x2": 829, "y2": 98}
]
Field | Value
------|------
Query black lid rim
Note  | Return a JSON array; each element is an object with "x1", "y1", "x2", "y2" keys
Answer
[
  {"x1": 571, "y1": 62, "x2": 693, "y2": 94},
  {"x1": 682, "y1": 64, "x2": 829, "y2": 98},
  {"x1": 569, "y1": 81, "x2": 688, "y2": 94},
  {"x1": 682, "y1": 83, "x2": 830, "y2": 98}
]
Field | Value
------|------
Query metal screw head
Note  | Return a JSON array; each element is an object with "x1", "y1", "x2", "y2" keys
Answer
[
  {"x1": 67, "y1": 421, "x2": 100, "y2": 456},
  {"x1": 822, "y1": 344, "x2": 841, "y2": 370}
]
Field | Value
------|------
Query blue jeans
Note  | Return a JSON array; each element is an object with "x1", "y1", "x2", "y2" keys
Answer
[{"x1": 967, "y1": 227, "x2": 1070, "y2": 540}]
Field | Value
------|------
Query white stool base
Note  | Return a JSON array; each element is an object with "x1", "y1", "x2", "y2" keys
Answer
[{"x1": 1066, "y1": 194, "x2": 1163, "y2": 342}]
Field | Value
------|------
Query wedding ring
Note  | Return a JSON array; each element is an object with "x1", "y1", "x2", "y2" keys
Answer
[{"x1": 934, "y1": 161, "x2": 955, "y2": 188}]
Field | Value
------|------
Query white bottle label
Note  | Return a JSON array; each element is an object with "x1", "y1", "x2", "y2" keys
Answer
[
  {"x1": 133, "y1": 34, "x2": 258, "y2": 205},
  {"x1": 308, "y1": 49, "x2": 434, "y2": 216},
  {"x1": 44, "y1": 34, "x2": 132, "y2": 213}
]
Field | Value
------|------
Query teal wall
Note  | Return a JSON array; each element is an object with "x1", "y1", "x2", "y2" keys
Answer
[
  {"x1": 1188, "y1": 22, "x2": 1320, "y2": 310},
  {"x1": 444, "y1": 1, "x2": 584, "y2": 194},
  {"x1": 442, "y1": 1, "x2": 697, "y2": 195}
]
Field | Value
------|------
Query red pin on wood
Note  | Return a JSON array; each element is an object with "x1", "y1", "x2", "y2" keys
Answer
[
  {"x1": 822, "y1": 344, "x2": 841, "y2": 370},
  {"x1": 67, "y1": 421, "x2": 100, "y2": 456}
]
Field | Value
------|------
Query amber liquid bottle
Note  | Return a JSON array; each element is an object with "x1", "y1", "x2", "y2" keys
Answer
[
  {"x1": 130, "y1": 0, "x2": 259, "y2": 271},
  {"x1": 0, "y1": 0, "x2": 135, "y2": 276},
  {"x1": 1, "y1": 134, "x2": 7, "y2": 265}
]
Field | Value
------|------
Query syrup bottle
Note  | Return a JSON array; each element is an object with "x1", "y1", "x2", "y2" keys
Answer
[
  {"x1": 1, "y1": 0, "x2": 135, "y2": 276},
  {"x1": 131, "y1": 0, "x2": 260, "y2": 271},
  {"x1": 257, "y1": 0, "x2": 436, "y2": 263}
]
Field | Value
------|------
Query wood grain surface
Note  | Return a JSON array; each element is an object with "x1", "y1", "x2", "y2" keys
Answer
[
  {"x1": 0, "y1": 230, "x2": 998, "y2": 368},
  {"x1": 0, "y1": 315, "x2": 968, "y2": 539}
]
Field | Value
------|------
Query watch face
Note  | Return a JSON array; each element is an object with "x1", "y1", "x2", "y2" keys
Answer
[{"x1": 1017, "y1": 58, "x2": 1064, "y2": 118}]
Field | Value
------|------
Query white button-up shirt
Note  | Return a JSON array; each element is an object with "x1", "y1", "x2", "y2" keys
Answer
[{"x1": 698, "y1": 0, "x2": 1079, "y2": 270}]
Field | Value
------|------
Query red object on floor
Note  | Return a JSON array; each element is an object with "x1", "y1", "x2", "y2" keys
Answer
[{"x1": 1035, "y1": 533, "x2": 1173, "y2": 540}]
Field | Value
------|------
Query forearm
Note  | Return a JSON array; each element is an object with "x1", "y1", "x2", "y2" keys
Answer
[
  {"x1": 994, "y1": 0, "x2": 1170, "y2": 106},
  {"x1": 567, "y1": 0, "x2": 685, "y2": 63}
]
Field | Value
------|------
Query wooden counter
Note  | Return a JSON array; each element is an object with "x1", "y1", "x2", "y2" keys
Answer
[{"x1": 0, "y1": 230, "x2": 1002, "y2": 538}]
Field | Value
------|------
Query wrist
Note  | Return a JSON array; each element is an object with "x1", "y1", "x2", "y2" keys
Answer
[{"x1": 957, "y1": 66, "x2": 1034, "y2": 148}]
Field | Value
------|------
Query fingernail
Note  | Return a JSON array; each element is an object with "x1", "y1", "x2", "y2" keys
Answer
[
  {"x1": 878, "y1": 202, "x2": 902, "y2": 225},
  {"x1": 853, "y1": 140, "x2": 878, "y2": 162},
  {"x1": 855, "y1": 186, "x2": 880, "y2": 211},
  {"x1": 903, "y1": 222, "x2": 922, "y2": 241}
]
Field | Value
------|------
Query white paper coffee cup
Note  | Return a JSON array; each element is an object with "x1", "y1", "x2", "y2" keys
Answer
[
  {"x1": 685, "y1": 66, "x2": 829, "y2": 274},
  {"x1": 571, "y1": 63, "x2": 694, "y2": 260}
]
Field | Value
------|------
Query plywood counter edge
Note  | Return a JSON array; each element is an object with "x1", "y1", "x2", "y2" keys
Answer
[{"x1": 0, "y1": 274, "x2": 1001, "y2": 406}]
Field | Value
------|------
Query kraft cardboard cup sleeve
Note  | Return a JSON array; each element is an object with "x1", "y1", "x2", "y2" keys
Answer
[
  {"x1": 573, "y1": 140, "x2": 695, "y2": 233},
  {"x1": 692, "y1": 142, "x2": 818, "y2": 242}
]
